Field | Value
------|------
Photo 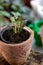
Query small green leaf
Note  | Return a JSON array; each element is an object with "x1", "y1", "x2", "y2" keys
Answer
[
  {"x1": 0, "y1": 11, "x2": 10, "y2": 16},
  {"x1": 2, "y1": 11, "x2": 10, "y2": 16}
]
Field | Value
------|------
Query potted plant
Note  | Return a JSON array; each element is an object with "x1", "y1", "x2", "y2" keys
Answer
[{"x1": 0, "y1": 13, "x2": 34, "y2": 65}]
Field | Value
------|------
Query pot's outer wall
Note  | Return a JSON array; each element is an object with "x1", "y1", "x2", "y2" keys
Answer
[{"x1": 0, "y1": 26, "x2": 34, "y2": 65}]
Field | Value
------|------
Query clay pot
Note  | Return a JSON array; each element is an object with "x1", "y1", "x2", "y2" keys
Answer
[{"x1": 0, "y1": 26, "x2": 34, "y2": 65}]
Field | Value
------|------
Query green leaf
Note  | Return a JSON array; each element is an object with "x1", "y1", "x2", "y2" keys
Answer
[
  {"x1": 2, "y1": 11, "x2": 10, "y2": 16},
  {"x1": 0, "y1": 11, "x2": 10, "y2": 16}
]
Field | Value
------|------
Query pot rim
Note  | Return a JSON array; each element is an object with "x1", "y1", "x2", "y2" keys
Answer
[{"x1": 0, "y1": 26, "x2": 34, "y2": 46}]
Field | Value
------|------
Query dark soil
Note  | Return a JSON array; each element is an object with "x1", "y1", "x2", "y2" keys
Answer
[{"x1": 1, "y1": 29, "x2": 30, "y2": 44}]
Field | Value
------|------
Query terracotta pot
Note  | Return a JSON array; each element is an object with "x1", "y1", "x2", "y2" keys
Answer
[{"x1": 0, "y1": 26, "x2": 34, "y2": 65}]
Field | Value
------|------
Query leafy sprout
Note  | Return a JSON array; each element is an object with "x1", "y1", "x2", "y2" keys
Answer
[
  {"x1": 11, "y1": 12, "x2": 25, "y2": 34},
  {"x1": 0, "y1": 10, "x2": 25, "y2": 33}
]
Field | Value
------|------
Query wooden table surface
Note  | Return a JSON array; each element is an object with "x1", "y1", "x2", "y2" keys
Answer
[{"x1": 0, "y1": 50, "x2": 43, "y2": 65}]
